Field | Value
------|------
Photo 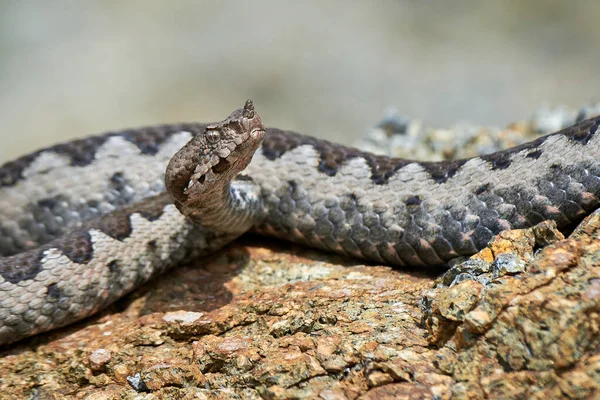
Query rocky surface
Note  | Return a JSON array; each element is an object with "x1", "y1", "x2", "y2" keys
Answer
[
  {"x1": 2, "y1": 111, "x2": 600, "y2": 398},
  {"x1": 2, "y1": 212, "x2": 599, "y2": 399}
]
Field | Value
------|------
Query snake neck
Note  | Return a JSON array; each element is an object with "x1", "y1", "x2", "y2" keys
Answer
[
  {"x1": 164, "y1": 100, "x2": 267, "y2": 235},
  {"x1": 176, "y1": 178, "x2": 264, "y2": 235}
]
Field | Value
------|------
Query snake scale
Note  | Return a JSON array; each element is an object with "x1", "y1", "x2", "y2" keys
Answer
[{"x1": 1, "y1": 100, "x2": 599, "y2": 346}]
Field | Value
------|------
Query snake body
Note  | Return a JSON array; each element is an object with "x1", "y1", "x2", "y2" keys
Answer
[{"x1": 1, "y1": 100, "x2": 599, "y2": 345}]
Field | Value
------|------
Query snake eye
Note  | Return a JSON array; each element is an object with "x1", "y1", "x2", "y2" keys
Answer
[{"x1": 206, "y1": 130, "x2": 220, "y2": 144}]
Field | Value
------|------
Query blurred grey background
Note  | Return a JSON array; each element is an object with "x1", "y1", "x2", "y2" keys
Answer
[{"x1": 1, "y1": 1, "x2": 599, "y2": 163}]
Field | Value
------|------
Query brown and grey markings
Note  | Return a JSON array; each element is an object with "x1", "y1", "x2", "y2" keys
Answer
[
  {"x1": 0, "y1": 193, "x2": 171, "y2": 285},
  {"x1": 1, "y1": 102, "x2": 600, "y2": 346},
  {"x1": 46, "y1": 283, "x2": 61, "y2": 299},
  {"x1": 0, "y1": 123, "x2": 209, "y2": 187},
  {"x1": 261, "y1": 117, "x2": 599, "y2": 184},
  {"x1": 0, "y1": 249, "x2": 45, "y2": 284},
  {"x1": 246, "y1": 114, "x2": 600, "y2": 266}
]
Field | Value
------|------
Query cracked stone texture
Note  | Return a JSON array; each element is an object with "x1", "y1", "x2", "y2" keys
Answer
[{"x1": 1, "y1": 207, "x2": 600, "y2": 399}]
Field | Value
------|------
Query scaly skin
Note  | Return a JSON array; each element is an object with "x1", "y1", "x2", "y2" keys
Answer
[{"x1": 1, "y1": 100, "x2": 599, "y2": 345}]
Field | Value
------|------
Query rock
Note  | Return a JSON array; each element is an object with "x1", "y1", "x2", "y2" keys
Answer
[
  {"x1": 3, "y1": 208, "x2": 598, "y2": 398},
  {"x1": 89, "y1": 349, "x2": 112, "y2": 371}
]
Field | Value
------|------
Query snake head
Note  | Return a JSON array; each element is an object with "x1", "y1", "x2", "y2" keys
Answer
[{"x1": 165, "y1": 100, "x2": 266, "y2": 205}]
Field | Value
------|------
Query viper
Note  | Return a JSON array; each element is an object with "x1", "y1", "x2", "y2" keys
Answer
[{"x1": 1, "y1": 100, "x2": 599, "y2": 345}]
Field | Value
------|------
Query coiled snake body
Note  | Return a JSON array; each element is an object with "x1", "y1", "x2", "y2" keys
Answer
[{"x1": 1, "y1": 100, "x2": 599, "y2": 345}]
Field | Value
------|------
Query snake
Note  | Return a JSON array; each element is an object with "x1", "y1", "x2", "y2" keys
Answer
[{"x1": 0, "y1": 100, "x2": 599, "y2": 346}]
